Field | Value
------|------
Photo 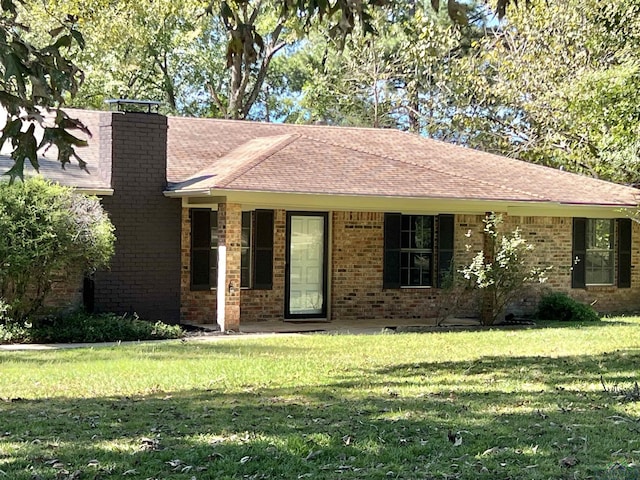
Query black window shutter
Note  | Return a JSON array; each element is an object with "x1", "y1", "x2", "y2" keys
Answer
[
  {"x1": 191, "y1": 209, "x2": 211, "y2": 290},
  {"x1": 383, "y1": 213, "x2": 402, "y2": 289},
  {"x1": 253, "y1": 209, "x2": 274, "y2": 289},
  {"x1": 618, "y1": 218, "x2": 632, "y2": 288},
  {"x1": 572, "y1": 218, "x2": 587, "y2": 288},
  {"x1": 437, "y1": 214, "x2": 455, "y2": 288}
]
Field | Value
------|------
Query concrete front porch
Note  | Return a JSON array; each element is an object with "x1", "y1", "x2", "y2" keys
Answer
[{"x1": 183, "y1": 317, "x2": 482, "y2": 335}]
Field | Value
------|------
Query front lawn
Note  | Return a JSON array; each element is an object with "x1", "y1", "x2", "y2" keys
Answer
[{"x1": 1, "y1": 319, "x2": 639, "y2": 479}]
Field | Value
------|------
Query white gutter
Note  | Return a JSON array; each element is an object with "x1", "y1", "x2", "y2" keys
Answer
[
  {"x1": 163, "y1": 187, "x2": 638, "y2": 218},
  {"x1": 76, "y1": 188, "x2": 114, "y2": 196}
]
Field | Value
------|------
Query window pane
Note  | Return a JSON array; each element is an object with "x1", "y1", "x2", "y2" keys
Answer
[
  {"x1": 241, "y1": 247, "x2": 250, "y2": 288},
  {"x1": 241, "y1": 266, "x2": 250, "y2": 288},
  {"x1": 411, "y1": 253, "x2": 432, "y2": 286},
  {"x1": 210, "y1": 247, "x2": 218, "y2": 286},
  {"x1": 587, "y1": 219, "x2": 613, "y2": 249},
  {"x1": 585, "y1": 219, "x2": 614, "y2": 285},
  {"x1": 586, "y1": 251, "x2": 614, "y2": 285},
  {"x1": 398, "y1": 215, "x2": 434, "y2": 286},
  {"x1": 242, "y1": 211, "x2": 251, "y2": 228},
  {"x1": 413, "y1": 216, "x2": 433, "y2": 249}
]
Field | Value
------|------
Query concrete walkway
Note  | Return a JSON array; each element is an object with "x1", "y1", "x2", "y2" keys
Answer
[{"x1": 0, "y1": 317, "x2": 482, "y2": 351}]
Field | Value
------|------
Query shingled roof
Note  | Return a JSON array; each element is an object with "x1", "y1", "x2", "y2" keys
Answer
[
  {"x1": 165, "y1": 116, "x2": 639, "y2": 206},
  {"x1": 2, "y1": 109, "x2": 639, "y2": 208}
]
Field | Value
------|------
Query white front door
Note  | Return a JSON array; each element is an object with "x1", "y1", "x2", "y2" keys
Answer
[{"x1": 286, "y1": 213, "x2": 327, "y2": 318}]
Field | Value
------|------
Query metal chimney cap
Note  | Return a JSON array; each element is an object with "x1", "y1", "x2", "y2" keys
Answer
[{"x1": 105, "y1": 99, "x2": 162, "y2": 113}]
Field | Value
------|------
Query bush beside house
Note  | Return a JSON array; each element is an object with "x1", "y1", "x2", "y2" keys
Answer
[
  {"x1": 0, "y1": 178, "x2": 115, "y2": 321},
  {"x1": 536, "y1": 291, "x2": 600, "y2": 322},
  {"x1": 0, "y1": 178, "x2": 183, "y2": 344}
]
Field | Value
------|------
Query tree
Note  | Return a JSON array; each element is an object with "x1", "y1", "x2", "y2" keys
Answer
[
  {"x1": 1, "y1": 0, "x2": 88, "y2": 182},
  {"x1": 2, "y1": 0, "x2": 541, "y2": 179},
  {"x1": 286, "y1": 1, "x2": 492, "y2": 131},
  {"x1": 431, "y1": 0, "x2": 640, "y2": 184},
  {"x1": 0, "y1": 177, "x2": 115, "y2": 321}
]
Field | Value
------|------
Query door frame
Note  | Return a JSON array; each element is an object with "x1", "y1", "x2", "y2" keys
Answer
[{"x1": 285, "y1": 211, "x2": 329, "y2": 320}]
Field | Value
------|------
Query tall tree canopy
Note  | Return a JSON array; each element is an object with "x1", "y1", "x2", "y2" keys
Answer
[
  {"x1": 7, "y1": 0, "x2": 635, "y2": 185},
  {"x1": 442, "y1": 0, "x2": 640, "y2": 184}
]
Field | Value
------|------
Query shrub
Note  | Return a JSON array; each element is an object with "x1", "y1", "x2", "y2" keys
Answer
[
  {"x1": 536, "y1": 292, "x2": 600, "y2": 322},
  {"x1": 460, "y1": 213, "x2": 551, "y2": 325},
  {"x1": 30, "y1": 312, "x2": 184, "y2": 343},
  {"x1": 0, "y1": 307, "x2": 185, "y2": 345},
  {"x1": 0, "y1": 178, "x2": 115, "y2": 321},
  {"x1": 0, "y1": 321, "x2": 31, "y2": 344}
]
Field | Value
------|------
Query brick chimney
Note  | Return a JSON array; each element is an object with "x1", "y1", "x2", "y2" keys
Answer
[{"x1": 93, "y1": 110, "x2": 181, "y2": 323}]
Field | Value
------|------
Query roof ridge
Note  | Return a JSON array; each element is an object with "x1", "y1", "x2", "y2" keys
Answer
[
  {"x1": 167, "y1": 115, "x2": 411, "y2": 135},
  {"x1": 216, "y1": 133, "x2": 301, "y2": 188},
  {"x1": 296, "y1": 133, "x2": 547, "y2": 201}
]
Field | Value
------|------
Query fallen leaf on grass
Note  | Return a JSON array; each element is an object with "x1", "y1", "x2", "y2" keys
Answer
[
  {"x1": 559, "y1": 456, "x2": 578, "y2": 467},
  {"x1": 305, "y1": 450, "x2": 322, "y2": 461},
  {"x1": 481, "y1": 447, "x2": 504, "y2": 456},
  {"x1": 448, "y1": 430, "x2": 462, "y2": 446},
  {"x1": 140, "y1": 437, "x2": 161, "y2": 451}
]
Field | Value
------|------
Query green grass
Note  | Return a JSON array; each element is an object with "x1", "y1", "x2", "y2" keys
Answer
[{"x1": 1, "y1": 319, "x2": 639, "y2": 479}]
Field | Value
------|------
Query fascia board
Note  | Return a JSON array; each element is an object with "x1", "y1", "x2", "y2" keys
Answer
[{"x1": 173, "y1": 189, "x2": 637, "y2": 218}]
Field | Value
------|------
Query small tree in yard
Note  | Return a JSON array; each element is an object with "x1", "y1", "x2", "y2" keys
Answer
[
  {"x1": 0, "y1": 178, "x2": 115, "y2": 322},
  {"x1": 460, "y1": 213, "x2": 550, "y2": 326}
]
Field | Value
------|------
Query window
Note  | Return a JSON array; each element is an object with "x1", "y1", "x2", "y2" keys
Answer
[
  {"x1": 572, "y1": 218, "x2": 631, "y2": 288},
  {"x1": 585, "y1": 219, "x2": 614, "y2": 285},
  {"x1": 190, "y1": 209, "x2": 274, "y2": 290},
  {"x1": 400, "y1": 215, "x2": 434, "y2": 286},
  {"x1": 384, "y1": 213, "x2": 454, "y2": 288}
]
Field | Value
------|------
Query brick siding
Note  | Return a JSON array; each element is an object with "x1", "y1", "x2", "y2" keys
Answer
[
  {"x1": 94, "y1": 112, "x2": 182, "y2": 323},
  {"x1": 180, "y1": 209, "x2": 640, "y2": 324}
]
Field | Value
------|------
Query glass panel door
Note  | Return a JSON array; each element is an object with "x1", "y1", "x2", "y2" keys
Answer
[{"x1": 286, "y1": 213, "x2": 327, "y2": 318}]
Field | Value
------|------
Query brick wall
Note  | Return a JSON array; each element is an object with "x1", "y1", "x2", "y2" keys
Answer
[
  {"x1": 180, "y1": 209, "x2": 640, "y2": 324},
  {"x1": 502, "y1": 214, "x2": 640, "y2": 315},
  {"x1": 42, "y1": 271, "x2": 84, "y2": 314},
  {"x1": 180, "y1": 208, "x2": 286, "y2": 324},
  {"x1": 330, "y1": 211, "x2": 479, "y2": 320},
  {"x1": 94, "y1": 112, "x2": 182, "y2": 323},
  {"x1": 240, "y1": 210, "x2": 286, "y2": 321}
]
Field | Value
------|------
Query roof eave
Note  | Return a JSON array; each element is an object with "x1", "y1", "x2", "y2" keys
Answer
[{"x1": 167, "y1": 188, "x2": 638, "y2": 217}]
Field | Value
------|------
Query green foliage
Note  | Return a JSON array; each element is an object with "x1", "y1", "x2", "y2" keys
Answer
[
  {"x1": 0, "y1": 311, "x2": 184, "y2": 344},
  {"x1": 0, "y1": 178, "x2": 115, "y2": 321},
  {"x1": 1, "y1": 0, "x2": 87, "y2": 181},
  {"x1": 0, "y1": 322, "x2": 30, "y2": 344},
  {"x1": 444, "y1": 0, "x2": 640, "y2": 185},
  {"x1": 0, "y1": 299, "x2": 31, "y2": 343},
  {"x1": 536, "y1": 291, "x2": 601, "y2": 322},
  {"x1": 30, "y1": 312, "x2": 184, "y2": 343},
  {"x1": 460, "y1": 213, "x2": 550, "y2": 325}
]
